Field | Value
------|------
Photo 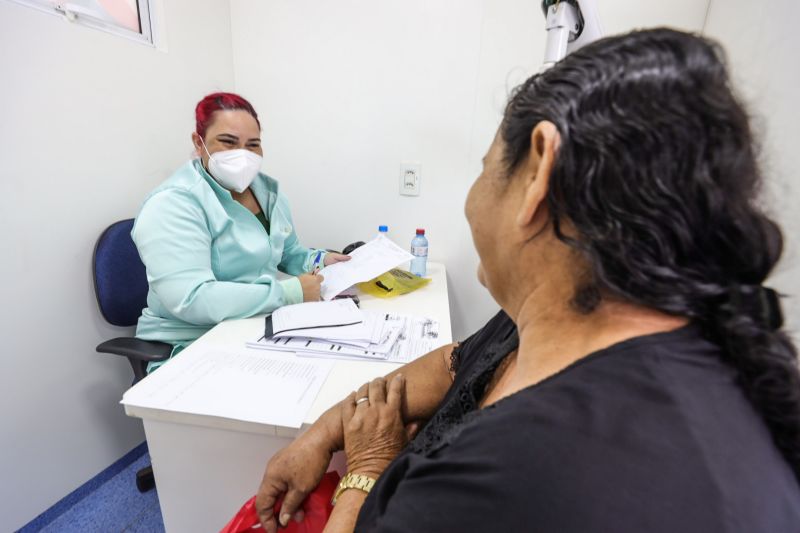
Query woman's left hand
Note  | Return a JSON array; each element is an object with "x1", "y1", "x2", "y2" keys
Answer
[
  {"x1": 342, "y1": 375, "x2": 409, "y2": 478},
  {"x1": 324, "y1": 253, "x2": 351, "y2": 267}
]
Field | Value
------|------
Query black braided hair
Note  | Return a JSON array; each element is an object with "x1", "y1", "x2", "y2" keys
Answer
[{"x1": 500, "y1": 28, "x2": 800, "y2": 480}]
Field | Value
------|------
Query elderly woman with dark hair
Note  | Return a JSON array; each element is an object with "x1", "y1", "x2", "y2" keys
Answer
[{"x1": 256, "y1": 28, "x2": 800, "y2": 532}]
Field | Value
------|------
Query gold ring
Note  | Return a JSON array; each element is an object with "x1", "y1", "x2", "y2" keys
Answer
[{"x1": 355, "y1": 397, "x2": 369, "y2": 405}]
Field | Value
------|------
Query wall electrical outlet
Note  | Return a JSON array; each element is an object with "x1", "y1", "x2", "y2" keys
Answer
[{"x1": 399, "y1": 162, "x2": 421, "y2": 196}]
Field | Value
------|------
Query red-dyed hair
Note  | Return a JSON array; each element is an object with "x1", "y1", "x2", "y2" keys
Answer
[{"x1": 195, "y1": 92, "x2": 261, "y2": 138}]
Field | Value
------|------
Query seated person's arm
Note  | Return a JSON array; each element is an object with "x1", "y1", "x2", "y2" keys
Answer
[
  {"x1": 256, "y1": 342, "x2": 457, "y2": 532},
  {"x1": 276, "y1": 201, "x2": 323, "y2": 275},
  {"x1": 134, "y1": 190, "x2": 305, "y2": 325},
  {"x1": 309, "y1": 341, "x2": 455, "y2": 451}
]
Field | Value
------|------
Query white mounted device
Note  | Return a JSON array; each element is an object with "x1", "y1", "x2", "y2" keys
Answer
[{"x1": 541, "y1": 0, "x2": 603, "y2": 70}]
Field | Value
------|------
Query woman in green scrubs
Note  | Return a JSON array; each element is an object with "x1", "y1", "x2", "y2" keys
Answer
[{"x1": 132, "y1": 92, "x2": 348, "y2": 371}]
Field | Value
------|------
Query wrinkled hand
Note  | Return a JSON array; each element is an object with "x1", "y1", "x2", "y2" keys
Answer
[
  {"x1": 256, "y1": 431, "x2": 334, "y2": 533},
  {"x1": 342, "y1": 375, "x2": 409, "y2": 478},
  {"x1": 298, "y1": 273, "x2": 323, "y2": 302},
  {"x1": 324, "y1": 253, "x2": 351, "y2": 267}
]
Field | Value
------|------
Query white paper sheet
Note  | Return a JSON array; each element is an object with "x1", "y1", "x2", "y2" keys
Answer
[
  {"x1": 320, "y1": 235, "x2": 414, "y2": 300},
  {"x1": 251, "y1": 311, "x2": 397, "y2": 352},
  {"x1": 247, "y1": 313, "x2": 443, "y2": 364},
  {"x1": 270, "y1": 299, "x2": 362, "y2": 335},
  {"x1": 272, "y1": 320, "x2": 370, "y2": 343},
  {"x1": 271, "y1": 311, "x2": 385, "y2": 344},
  {"x1": 380, "y1": 314, "x2": 442, "y2": 364},
  {"x1": 252, "y1": 324, "x2": 402, "y2": 356},
  {"x1": 121, "y1": 349, "x2": 334, "y2": 428}
]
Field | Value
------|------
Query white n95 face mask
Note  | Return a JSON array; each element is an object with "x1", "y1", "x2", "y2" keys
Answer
[{"x1": 200, "y1": 138, "x2": 263, "y2": 193}]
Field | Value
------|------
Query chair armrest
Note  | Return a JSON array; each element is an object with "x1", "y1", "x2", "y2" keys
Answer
[{"x1": 96, "y1": 337, "x2": 172, "y2": 363}]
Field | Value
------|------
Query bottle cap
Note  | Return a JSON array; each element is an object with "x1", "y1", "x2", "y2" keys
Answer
[
  {"x1": 416, "y1": 228, "x2": 425, "y2": 235},
  {"x1": 378, "y1": 225, "x2": 388, "y2": 232}
]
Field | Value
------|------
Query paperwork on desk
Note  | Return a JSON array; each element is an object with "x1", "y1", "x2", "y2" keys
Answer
[
  {"x1": 121, "y1": 348, "x2": 334, "y2": 428},
  {"x1": 320, "y1": 235, "x2": 414, "y2": 300},
  {"x1": 248, "y1": 304, "x2": 441, "y2": 365},
  {"x1": 268, "y1": 299, "x2": 363, "y2": 337}
]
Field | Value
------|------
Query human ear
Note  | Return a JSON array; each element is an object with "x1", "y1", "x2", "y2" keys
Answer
[
  {"x1": 191, "y1": 132, "x2": 204, "y2": 156},
  {"x1": 516, "y1": 121, "x2": 561, "y2": 228}
]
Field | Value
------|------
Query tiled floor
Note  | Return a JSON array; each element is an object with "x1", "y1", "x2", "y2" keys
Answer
[{"x1": 36, "y1": 453, "x2": 164, "y2": 533}]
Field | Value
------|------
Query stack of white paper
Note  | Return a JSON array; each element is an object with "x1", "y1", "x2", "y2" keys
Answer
[
  {"x1": 120, "y1": 348, "x2": 334, "y2": 428},
  {"x1": 248, "y1": 310, "x2": 442, "y2": 365},
  {"x1": 270, "y1": 299, "x2": 363, "y2": 336}
]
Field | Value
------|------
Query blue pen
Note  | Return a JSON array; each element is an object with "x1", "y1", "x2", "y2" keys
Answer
[{"x1": 312, "y1": 251, "x2": 322, "y2": 275}]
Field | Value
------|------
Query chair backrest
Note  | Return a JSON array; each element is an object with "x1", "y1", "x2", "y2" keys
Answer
[{"x1": 93, "y1": 219, "x2": 149, "y2": 327}]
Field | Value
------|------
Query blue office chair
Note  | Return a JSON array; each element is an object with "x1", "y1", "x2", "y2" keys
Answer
[{"x1": 93, "y1": 218, "x2": 172, "y2": 492}]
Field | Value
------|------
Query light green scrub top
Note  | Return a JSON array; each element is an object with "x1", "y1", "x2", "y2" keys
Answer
[{"x1": 132, "y1": 159, "x2": 324, "y2": 371}]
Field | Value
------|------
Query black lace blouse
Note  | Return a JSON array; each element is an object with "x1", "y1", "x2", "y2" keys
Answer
[{"x1": 354, "y1": 311, "x2": 800, "y2": 532}]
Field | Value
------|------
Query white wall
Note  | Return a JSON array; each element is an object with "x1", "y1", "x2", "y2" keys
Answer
[
  {"x1": 0, "y1": 1, "x2": 234, "y2": 529},
  {"x1": 703, "y1": 0, "x2": 800, "y2": 337},
  {"x1": 230, "y1": 0, "x2": 711, "y2": 339}
]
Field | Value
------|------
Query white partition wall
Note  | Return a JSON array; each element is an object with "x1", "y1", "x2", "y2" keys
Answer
[
  {"x1": 0, "y1": 1, "x2": 235, "y2": 529},
  {"x1": 704, "y1": 0, "x2": 800, "y2": 337},
  {"x1": 228, "y1": 0, "x2": 711, "y2": 341}
]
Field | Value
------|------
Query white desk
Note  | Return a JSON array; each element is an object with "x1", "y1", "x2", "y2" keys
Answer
[{"x1": 123, "y1": 263, "x2": 451, "y2": 533}]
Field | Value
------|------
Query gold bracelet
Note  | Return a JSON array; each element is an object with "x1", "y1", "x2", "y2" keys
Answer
[{"x1": 331, "y1": 472, "x2": 377, "y2": 506}]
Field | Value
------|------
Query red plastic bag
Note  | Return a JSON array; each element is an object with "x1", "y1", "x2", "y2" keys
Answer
[{"x1": 220, "y1": 472, "x2": 341, "y2": 533}]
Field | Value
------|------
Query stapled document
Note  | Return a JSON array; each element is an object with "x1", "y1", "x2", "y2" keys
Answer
[
  {"x1": 272, "y1": 310, "x2": 385, "y2": 343},
  {"x1": 248, "y1": 311, "x2": 441, "y2": 364},
  {"x1": 266, "y1": 299, "x2": 363, "y2": 337}
]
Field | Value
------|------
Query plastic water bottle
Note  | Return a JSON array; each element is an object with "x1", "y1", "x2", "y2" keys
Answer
[
  {"x1": 377, "y1": 225, "x2": 389, "y2": 240},
  {"x1": 410, "y1": 228, "x2": 428, "y2": 277}
]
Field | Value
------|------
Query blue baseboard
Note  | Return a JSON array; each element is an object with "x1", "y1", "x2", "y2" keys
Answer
[{"x1": 17, "y1": 441, "x2": 149, "y2": 532}]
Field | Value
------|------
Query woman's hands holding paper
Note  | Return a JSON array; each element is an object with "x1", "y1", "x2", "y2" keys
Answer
[
  {"x1": 298, "y1": 273, "x2": 324, "y2": 302},
  {"x1": 296, "y1": 252, "x2": 347, "y2": 302},
  {"x1": 324, "y1": 253, "x2": 351, "y2": 267}
]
